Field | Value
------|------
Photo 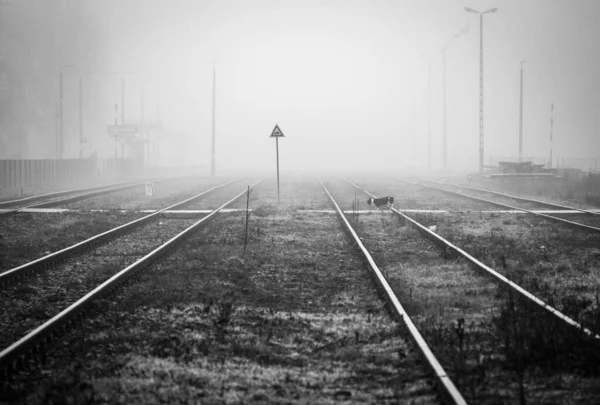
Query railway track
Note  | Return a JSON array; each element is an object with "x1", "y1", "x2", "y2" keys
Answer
[
  {"x1": 0, "y1": 180, "x2": 263, "y2": 377},
  {"x1": 443, "y1": 181, "x2": 600, "y2": 216},
  {"x1": 0, "y1": 179, "x2": 239, "y2": 287},
  {"x1": 4, "y1": 176, "x2": 599, "y2": 403},
  {"x1": 345, "y1": 177, "x2": 598, "y2": 337},
  {"x1": 0, "y1": 178, "x2": 454, "y2": 403},
  {"x1": 319, "y1": 178, "x2": 466, "y2": 405},
  {"x1": 335, "y1": 177, "x2": 600, "y2": 403},
  {"x1": 414, "y1": 179, "x2": 600, "y2": 233},
  {"x1": 0, "y1": 179, "x2": 152, "y2": 216}
]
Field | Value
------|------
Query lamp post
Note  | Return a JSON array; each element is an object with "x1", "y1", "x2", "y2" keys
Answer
[
  {"x1": 549, "y1": 102, "x2": 554, "y2": 168},
  {"x1": 518, "y1": 60, "x2": 525, "y2": 162},
  {"x1": 440, "y1": 25, "x2": 469, "y2": 171},
  {"x1": 427, "y1": 60, "x2": 432, "y2": 172},
  {"x1": 465, "y1": 6, "x2": 497, "y2": 173},
  {"x1": 211, "y1": 65, "x2": 216, "y2": 177},
  {"x1": 59, "y1": 64, "x2": 75, "y2": 159}
]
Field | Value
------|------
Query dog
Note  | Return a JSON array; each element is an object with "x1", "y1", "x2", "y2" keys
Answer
[{"x1": 367, "y1": 196, "x2": 394, "y2": 211}]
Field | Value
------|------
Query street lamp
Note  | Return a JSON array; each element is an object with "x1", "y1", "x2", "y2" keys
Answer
[
  {"x1": 465, "y1": 6, "x2": 498, "y2": 173},
  {"x1": 518, "y1": 60, "x2": 525, "y2": 162},
  {"x1": 440, "y1": 25, "x2": 469, "y2": 171},
  {"x1": 59, "y1": 64, "x2": 75, "y2": 159}
]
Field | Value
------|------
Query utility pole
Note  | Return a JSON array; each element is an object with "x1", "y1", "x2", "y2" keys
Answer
[
  {"x1": 549, "y1": 102, "x2": 554, "y2": 168},
  {"x1": 442, "y1": 49, "x2": 447, "y2": 170},
  {"x1": 54, "y1": 100, "x2": 59, "y2": 181},
  {"x1": 465, "y1": 7, "x2": 497, "y2": 173},
  {"x1": 211, "y1": 66, "x2": 216, "y2": 177},
  {"x1": 121, "y1": 76, "x2": 125, "y2": 125},
  {"x1": 478, "y1": 13, "x2": 484, "y2": 172},
  {"x1": 141, "y1": 85, "x2": 148, "y2": 170},
  {"x1": 518, "y1": 61, "x2": 524, "y2": 162},
  {"x1": 55, "y1": 101, "x2": 60, "y2": 159},
  {"x1": 428, "y1": 60, "x2": 432, "y2": 172},
  {"x1": 79, "y1": 76, "x2": 83, "y2": 159},
  {"x1": 439, "y1": 25, "x2": 468, "y2": 171},
  {"x1": 411, "y1": 98, "x2": 416, "y2": 170},
  {"x1": 113, "y1": 103, "x2": 118, "y2": 177},
  {"x1": 59, "y1": 70, "x2": 64, "y2": 159}
]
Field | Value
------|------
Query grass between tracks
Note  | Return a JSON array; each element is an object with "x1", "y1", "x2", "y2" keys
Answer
[
  {"x1": 7, "y1": 180, "x2": 438, "y2": 405},
  {"x1": 470, "y1": 173, "x2": 600, "y2": 209},
  {"x1": 0, "y1": 211, "x2": 145, "y2": 272},
  {"x1": 349, "y1": 209, "x2": 600, "y2": 404}
]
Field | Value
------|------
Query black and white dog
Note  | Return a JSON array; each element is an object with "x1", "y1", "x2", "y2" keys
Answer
[{"x1": 367, "y1": 196, "x2": 394, "y2": 210}]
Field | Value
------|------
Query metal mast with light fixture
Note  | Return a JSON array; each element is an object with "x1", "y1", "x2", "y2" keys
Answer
[
  {"x1": 465, "y1": 6, "x2": 497, "y2": 173},
  {"x1": 211, "y1": 66, "x2": 216, "y2": 177},
  {"x1": 440, "y1": 25, "x2": 469, "y2": 170},
  {"x1": 518, "y1": 60, "x2": 524, "y2": 162}
]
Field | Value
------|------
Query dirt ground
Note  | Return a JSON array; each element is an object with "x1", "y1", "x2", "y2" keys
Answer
[
  {"x1": 4, "y1": 176, "x2": 600, "y2": 404},
  {"x1": 2, "y1": 177, "x2": 440, "y2": 405}
]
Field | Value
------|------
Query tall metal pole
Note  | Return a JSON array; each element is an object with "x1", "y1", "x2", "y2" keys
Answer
[
  {"x1": 549, "y1": 102, "x2": 554, "y2": 168},
  {"x1": 428, "y1": 60, "x2": 432, "y2": 172},
  {"x1": 211, "y1": 66, "x2": 216, "y2": 177},
  {"x1": 79, "y1": 76, "x2": 83, "y2": 159},
  {"x1": 518, "y1": 61, "x2": 524, "y2": 162},
  {"x1": 276, "y1": 136, "x2": 280, "y2": 204},
  {"x1": 478, "y1": 13, "x2": 484, "y2": 173},
  {"x1": 114, "y1": 103, "x2": 118, "y2": 177},
  {"x1": 442, "y1": 48, "x2": 448, "y2": 170},
  {"x1": 59, "y1": 69, "x2": 64, "y2": 159},
  {"x1": 54, "y1": 100, "x2": 59, "y2": 182},
  {"x1": 55, "y1": 101, "x2": 60, "y2": 159},
  {"x1": 411, "y1": 98, "x2": 416, "y2": 169},
  {"x1": 121, "y1": 76, "x2": 125, "y2": 125},
  {"x1": 141, "y1": 85, "x2": 148, "y2": 170}
]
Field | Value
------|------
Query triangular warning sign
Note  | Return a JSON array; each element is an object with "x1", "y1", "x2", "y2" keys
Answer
[{"x1": 270, "y1": 124, "x2": 284, "y2": 137}]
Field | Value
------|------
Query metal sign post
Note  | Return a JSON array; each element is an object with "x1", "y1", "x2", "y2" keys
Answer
[{"x1": 270, "y1": 124, "x2": 284, "y2": 204}]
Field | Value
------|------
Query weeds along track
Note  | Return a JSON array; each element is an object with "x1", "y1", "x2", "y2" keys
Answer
[
  {"x1": 348, "y1": 177, "x2": 493, "y2": 213},
  {"x1": 457, "y1": 176, "x2": 600, "y2": 211},
  {"x1": 328, "y1": 178, "x2": 600, "y2": 404},
  {"x1": 0, "y1": 178, "x2": 229, "y2": 272},
  {"x1": 442, "y1": 181, "x2": 600, "y2": 215},
  {"x1": 61, "y1": 177, "x2": 230, "y2": 211},
  {"x1": 319, "y1": 179, "x2": 466, "y2": 404},
  {"x1": 0, "y1": 178, "x2": 242, "y2": 282},
  {"x1": 421, "y1": 180, "x2": 600, "y2": 230},
  {"x1": 2, "y1": 177, "x2": 441, "y2": 404},
  {"x1": 0, "y1": 179, "x2": 149, "y2": 216},
  {"x1": 353, "y1": 178, "x2": 600, "y2": 337},
  {"x1": 0, "y1": 180, "x2": 263, "y2": 382}
]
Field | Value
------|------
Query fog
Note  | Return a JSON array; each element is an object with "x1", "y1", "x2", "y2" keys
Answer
[{"x1": 1, "y1": 0, "x2": 599, "y2": 174}]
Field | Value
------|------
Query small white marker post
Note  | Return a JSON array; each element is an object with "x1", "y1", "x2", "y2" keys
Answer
[
  {"x1": 145, "y1": 182, "x2": 154, "y2": 200},
  {"x1": 270, "y1": 124, "x2": 284, "y2": 204}
]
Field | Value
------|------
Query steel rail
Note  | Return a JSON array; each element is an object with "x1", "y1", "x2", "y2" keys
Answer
[
  {"x1": 435, "y1": 180, "x2": 600, "y2": 216},
  {"x1": 0, "y1": 180, "x2": 153, "y2": 216},
  {"x1": 0, "y1": 179, "x2": 239, "y2": 289},
  {"x1": 318, "y1": 178, "x2": 467, "y2": 405},
  {"x1": 411, "y1": 180, "x2": 600, "y2": 234},
  {"x1": 0, "y1": 179, "x2": 145, "y2": 209},
  {"x1": 344, "y1": 178, "x2": 600, "y2": 340},
  {"x1": 0, "y1": 179, "x2": 263, "y2": 373}
]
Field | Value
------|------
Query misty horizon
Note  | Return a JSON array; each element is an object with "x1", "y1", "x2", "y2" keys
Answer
[{"x1": 1, "y1": 0, "x2": 599, "y2": 173}]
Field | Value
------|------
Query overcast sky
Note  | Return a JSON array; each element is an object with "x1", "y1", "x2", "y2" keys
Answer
[{"x1": 101, "y1": 0, "x2": 600, "y2": 172}]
